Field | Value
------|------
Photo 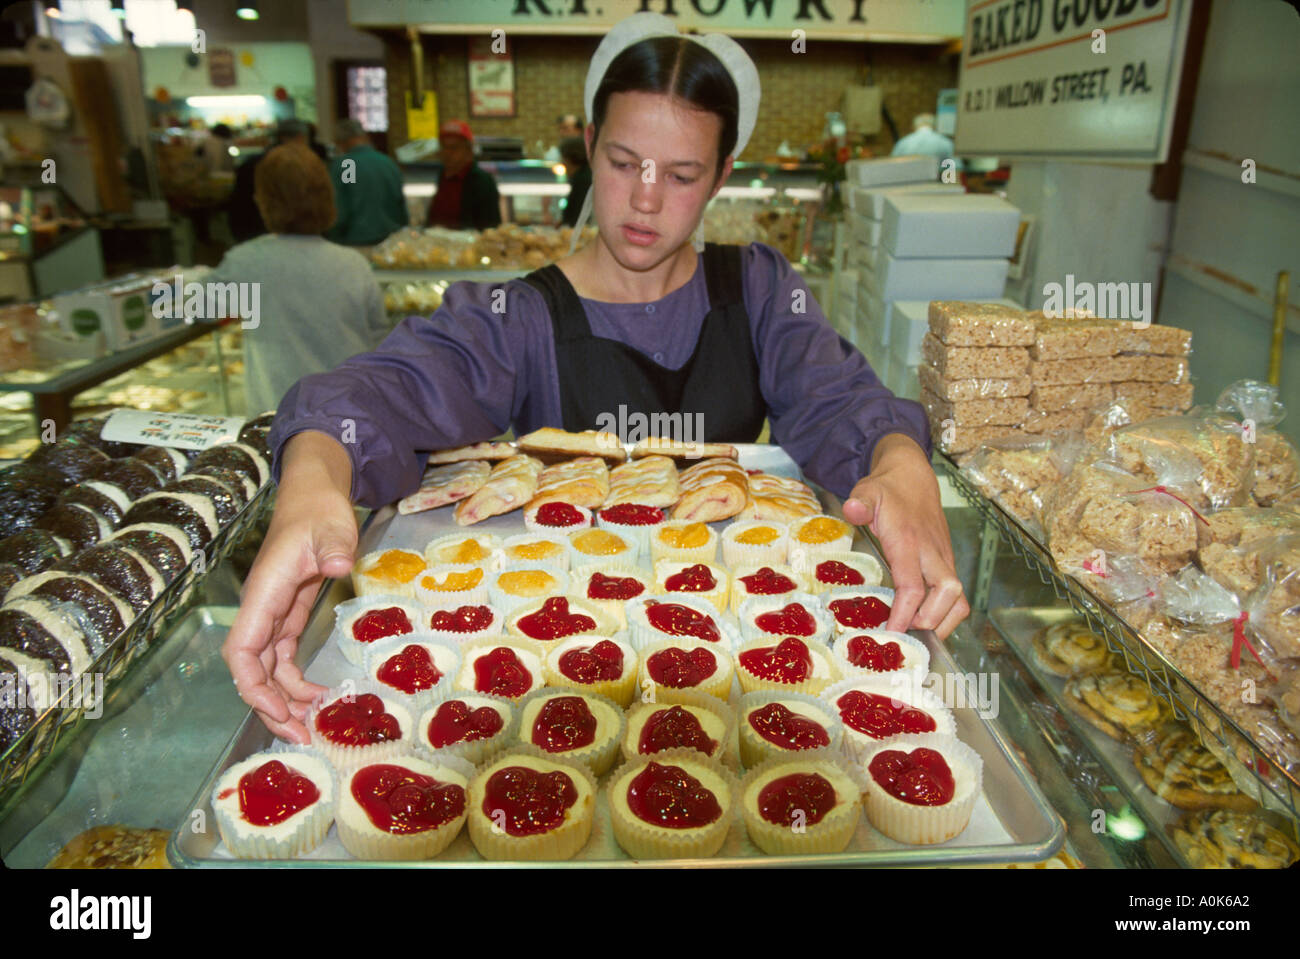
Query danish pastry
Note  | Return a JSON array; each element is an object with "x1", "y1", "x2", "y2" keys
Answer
[
  {"x1": 1031, "y1": 620, "x2": 1112, "y2": 677},
  {"x1": 1169, "y1": 809, "x2": 1299, "y2": 869},
  {"x1": 1133, "y1": 725, "x2": 1257, "y2": 811},
  {"x1": 1063, "y1": 670, "x2": 1169, "y2": 741}
]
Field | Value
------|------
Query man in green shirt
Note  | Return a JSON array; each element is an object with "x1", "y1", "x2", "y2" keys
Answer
[{"x1": 326, "y1": 118, "x2": 409, "y2": 247}]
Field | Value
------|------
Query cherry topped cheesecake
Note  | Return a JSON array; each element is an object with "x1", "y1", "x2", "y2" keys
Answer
[
  {"x1": 467, "y1": 750, "x2": 598, "y2": 861},
  {"x1": 825, "y1": 587, "x2": 896, "y2": 635},
  {"x1": 608, "y1": 750, "x2": 735, "y2": 859},
  {"x1": 654, "y1": 560, "x2": 729, "y2": 614},
  {"x1": 365, "y1": 637, "x2": 459, "y2": 701},
  {"x1": 542, "y1": 634, "x2": 638, "y2": 707},
  {"x1": 308, "y1": 688, "x2": 411, "y2": 768},
  {"x1": 453, "y1": 638, "x2": 545, "y2": 700},
  {"x1": 336, "y1": 755, "x2": 474, "y2": 860},
  {"x1": 626, "y1": 594, "x2": 739, "y2": 652},
  {"x1": 738, "y1": 691, "x2": 842, "y2": 768},
  {"x1": 623, "y1": 691, "x2": 735, "y2": 765},
  {"x1": 860, "y1": 734, "x2": 984, "y2": 844},
  {"x1": 740, "y1": 751, "x2": 863, "y2": 855},
  {"x1": 569, "y1": 563, "x2": 651, "y2": 628},
  {"x1": 735, "y1": 635, "x2": 837, "y2": 696},
  {"x1": 831, "y1": 630, "x2": 930, "y2": 679},
  {"x1": 822, "y1": 677, "x2": 956, "y2": 759},
  {"x1": 803, "y1": 551, "x2": 884, "y2": 595},
  {"x1": 424, "y1": 603, "x2": 501, "y2": 643},
  {"x1": 728, "y1": 563, "x2": 806, "y2": 615},
  {"x1": 739, "y1": 593, "x2": 833, "y2": 646},
  {"x1": 524, "y1": 501, "x2": 592, "y2": 534},
  {"x1": 595, "y1": 503, "x2": 666, "y2": 555},
  {"x1": 516, "y1": 689, "x2": 625, "y2": 775},
  {"x1": 415, "y1": 694, "x2": 515, "y2": 764},
  {"x1": 505, "y1": 595, "x2": 616, "y2": 643},
  {"x1": 212, "y1": 749, "x2": 336, "y2": 859},
  {"x1": 638, "y1": 640, "x2": 734, "y2": 702}
]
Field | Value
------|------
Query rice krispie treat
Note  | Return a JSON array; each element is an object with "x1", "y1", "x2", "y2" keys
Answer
[
  {"x1": 928, "y1": 301, "x2": 1038, "y2": 347},
  {"x1": 1249, "y1": 539, "x2": 1300, "y2": 659},
  {"x1": 922, "y1": 334, "x2": 1029, "y2": 380},
  {"x1": 918, "y1": 362, "x2": 1032, "y2": 400},
  {"x1": 1112, "y1": 355, "x2": 1192, "y2": 384},
  {"x1": 1031, "y1": 355, "x2": 1125, "y2": 386},
  {"x1": 1114, "y1": 323, "x2": 1192, "y2": 356},
  {"x1": 922, "y1": 390, "x2": 1029, "y2": 427},
  {"x1": 962, "y1": 439, "x2": 1069, "y2": 529},
  {"x1": 1022, "y1": 409, "x2": 1088, "y2": 434},
  {"x1": 1030, "y1": 382, "x2": 1115, "y2": 412},
  {"x1": 1030, "y1": 316, "x2": 1125, "y2": 360},
  {"x1": 1112, "y1": 381, "x2": 1195, "y2": 411},
  {"x1": 1083, "y1": 398, "x2": 1185, "y2": 446},
  {"x1": 1251, "y1": 430, "x2": 1300, "y2": 507},
  {"x1": 932, "y1": 421, "x2": 1024, "y2": 456},
  {"x1": 1109, "y1": 418, "x2": 1254, "y2": 511}
]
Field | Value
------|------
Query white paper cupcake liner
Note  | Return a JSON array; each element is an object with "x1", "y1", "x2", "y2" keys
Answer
[
  {"x1": 739, "y1": 748, "x2": 864, "y2": 856},
  {"x1": 423, "y1": 532, "x2": 502, "y2": 570},
  {"x1": 212, "y1": 745, "x2": 338, "y2": 860},
  {"x1": 505, "y1": 593, "x2": 619, "y2": 643},
  {"x1": 625, "y1": 593, "x2": 741, "y2": 653},
  {"x1": 566, "y1": 527, "x2": 637, "y2": 570},
  {"x1": 352, "y1": 548, "x2": 428, "y2": 600},
  {"x1": 739, "y1": 591, "x2": 834, "y2": 646},
  {"x1": 787, "y1": 515, "x2": 856, "y2": 565},
  {"x1": 831, "y1": 629, "x2": 930, "y2": 681},
  {"x1": 524, "y1": 502, "x2": 592, "y2": 534},
  {"x1": 452, "y1": 636, "x2": 547, "y2": 700},
  {"x1": 637, "y1": 639, "x2": 735, "y2": 702},
  {"x1": 414, "y1": 691, "x2": 519, "y2": 764},
  {"x1": 649, "y1": 520, "x2": 719, "y2": 565},
  {"x1": 738, "y1": 690, "x2": 845, "y2": 768},
  {"x1": 335, "y1": 752, "x2": 475, "y2": 861},
  {"x1": 568, "y1": 562, "x2": 652, "y2": 629},
  {"x1": 820, "y1": 675, "x2": 957, "y2": 762},
  {"x1": 860, "y1": 733, "x2": 984, "y2": 844},
  {"x1": 500, "y1": 532, "x2": 570, "y2": 571},
  {"x1": 414, "y1": 563, "x2": 491, "y2": 607},
  {"x1": 824, "y1": 586, "x2": 897, "y2": 634},
  {"x1": 486, "y1": 563, "x2": 571, "y2": 614},
  {"x1": 515, "y1": 687, "x2": 627, "y2": 775},
  {"x1": 332, "y1": 594, "x2": 427, "y2": 667},
  {"x1": 595, "y1": 505, "x2": 666, "y2": 558},
  {"x1": 653, "y1": 559, "x2": 730, "y2": 614},
  {"x1": 622, "y1": 688, "x2": 737, "y2": 766},
  {"x1": 728, "y1": 563, "x2": 808, "y2": 616},
  {"x1": 467, "y1": 747, "x2": 598, "y2": 861},
  {"x1": 421, "y1": 599, "x2": 504, "y2": 644},
  {"x1": 735, "y1": 636, "x2": 839, "y2": 697},
  {"x1": 542, "y1": 633, "x2": 639, "y2": 707},
  {"x1": 800, "y1": 550, "x2": 885, "y2": 595},
  {"x1": 606, "y1": 748, "x2": 738, "y2": 860},
  {"x1": 305, "y1": 679, "x2": 414, "y2": 770},
  {"x1": 363, "y1": 633, "x2": 461, "y2": 707},
  {"x1": 721, "y1": 519, "x2": 791, "y2": 568}
]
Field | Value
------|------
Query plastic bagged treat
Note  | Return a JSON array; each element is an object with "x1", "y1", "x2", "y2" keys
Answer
[
  {"x1": 917, "y1": 362, "x2": 1032, "y2": 400},
  {"x1": 1111, "y1": 381, "x2": 1195, "y2": 412},
  {"x1": 1071, "y1": 551, "x2": 1163, "y2": 611},
  {"x1": 1111, "y1": 354, "x2": 1191, "y2": 384},
  {"x1": 1197, "y1": 510, "x2": 1300, "y2": 599},
  {"x1": 1251, "y1": 431, "x2": 1300, "y2": 506},
  {"x1": 932, "y1": 422, "x2": 1022, "y2": 456},
  {"x1": 961, "y1": 430, "x2": 1089, "y2": 535},
  {"x1": 921, "y1": 390, "x2": 1028, "y2": 427},
  {"x1": 921, "y1": 334, "x2": 1029, "y2": 379},
  {"x1": 927, "y1": 301, "x2": 1038, "y2": 347},
  {"x1": 1108, "y1": 415, "x2": 1254, "y2": 512},
  {"x1": 1029, "y1": 382, "x2": 1114, "y2": 412},
  {"x1": 1213, "y1": 379, "x2": 1300, "y2": 507},
  {"x1": 1022, "y1": 409, "x2": 1088, "y2": 435},
  {"x1": 1274, "y1": 666, "x2": 1300, "y2": 739},
  {"x1": 1245, "y1": 535, "x2": 1300, "y2": 660},
  {"x1": 1083, "y1": 396, "x2": 1185, "y2": 446}
]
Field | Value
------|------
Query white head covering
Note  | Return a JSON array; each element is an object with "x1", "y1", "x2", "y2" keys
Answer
[{"x1": 568, "y1": 12, "x2": 762, "y2": 255}]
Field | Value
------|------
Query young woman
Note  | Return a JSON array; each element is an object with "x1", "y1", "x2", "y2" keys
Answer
[{"x1": 224, "y1": 16, "x2": 968, "y2": 744}]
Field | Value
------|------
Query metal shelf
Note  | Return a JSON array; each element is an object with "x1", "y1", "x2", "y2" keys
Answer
[{"x1": 941, "y1": 453, "x2": 1300, "y2": 823}]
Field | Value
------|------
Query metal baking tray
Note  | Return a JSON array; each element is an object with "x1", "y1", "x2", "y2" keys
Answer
[
  {"x1": 941, "y1": 454, "x2": 1300, "y2": 821},
  {"x1": 172, "y1": 445, "x2": 1064, "y2": 867}
]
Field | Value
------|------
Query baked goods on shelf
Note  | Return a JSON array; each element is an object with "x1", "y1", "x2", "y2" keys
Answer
[
  {"x1": 860, "y1": 734, "x2": 983, "y2": 845},
  {"x1": 1133, "y1": 724, "x2": 1257, "y2": 811},
  {"x1": 1030, "y1": 619, "x2": 1112, "y2": 678},
  {"x1": 1062, "y1": 669, "x2": 1170, "y2": 743},
  {"x1": 336, "y1": 756, "x2": 472, "y2": 861},
  {"x1": 212, "y1": 749, "x2": 336, "y2": 860},
  {"x1": 47, "y1": 825, "x2": 172, "y2": 869},
  {"x1": 454, "y1": 454, "x2": 544, "y2": 526},
  {"x1": 1169, "y1": 808, "x2": 1299, "y2": 869},
  {"x1": 740, "y1": 750, "x2": 862, "y2": 855},
  {"x1": 466, "y1": 749, "x2": 597, "y2": 861},
  {"x1": 607, "y1": 749, "x2": 736, "y2": 859}
]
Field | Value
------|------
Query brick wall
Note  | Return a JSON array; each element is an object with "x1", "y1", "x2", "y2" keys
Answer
[{"x1": 384, "y1": 33, "x2": 957, "y2": 159}]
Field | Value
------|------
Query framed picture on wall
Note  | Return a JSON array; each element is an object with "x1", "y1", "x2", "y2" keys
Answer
[{"x1": 467, "y1": 36, "x2": 514, "y2": 118}]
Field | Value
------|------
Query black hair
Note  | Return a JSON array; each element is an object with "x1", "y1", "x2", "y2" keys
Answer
[
  {"x1": 591, "y1": 36, "x2": 738, "y2": 181},
  {"x1": 212, "y1": 123, "x2": 233, "y2": 138},
  {"x1": 559, "y1": 136, "x2": 587, "y2": 168}
]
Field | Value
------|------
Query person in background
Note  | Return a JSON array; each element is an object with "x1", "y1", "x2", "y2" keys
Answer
[
  {"x1": 197, "y1": 123, "x2": 234, "y2": 175},
  {"x1": 424, "y1": 120, "x2": 502, "y2": 230},
  {"x1": 543, "y1": 113, "x2": 584, "y2": 163},
  {"x1": 891, "y1": 112, "x2": 956, "y2": 167},
  {"x1": 304, "y1": 121, "x2": 329, "y2": 164},
  {"x1": 559, "y1": 135, "x2": 591, "y2": 228},
  {"x1": 227, "y1": 118, "x2": 308, "y2": 243},
  {"x1": 326, "y1": 118, "x2": 409, "y2": 248},
  {"x1": 204, "y1": 143, "x2": 389, "y2": 414}
]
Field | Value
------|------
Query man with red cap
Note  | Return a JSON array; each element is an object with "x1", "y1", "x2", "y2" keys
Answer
[{"x1": 425, "y1": 120, "x2": 502, "y2": 230}]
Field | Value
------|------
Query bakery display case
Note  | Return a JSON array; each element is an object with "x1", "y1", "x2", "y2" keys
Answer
[{"x1": 0, "y1": 173, "x2": 102, "y2": 304}]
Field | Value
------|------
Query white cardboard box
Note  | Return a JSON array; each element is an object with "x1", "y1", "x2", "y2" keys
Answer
[
  {"x1": 888, "y1": 297, "x2": 1024, "y2": 365},
  {"x1": 847, "y1": 180, "x2": 964, "y2": 219},
  {"x1": 849, "y1": 211, "x2": 882, "y2": 249},
  {"x1": 882, "y1": 193, "x2": 1021, "y2": 258},
  {"x1": 870, "y1": 251, "x2": 1009, "y2": 302},
  {"x1": 845, "y1": 155, "x2": 938, "y2": 188}
]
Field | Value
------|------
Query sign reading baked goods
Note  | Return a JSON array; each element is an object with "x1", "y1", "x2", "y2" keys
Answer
[
  {"x1": 347, "y1": 0, "x2": 965, "y2": 41},
  {"x1": 954, "y1": 0, "x2": 1192, "y2": 162}
]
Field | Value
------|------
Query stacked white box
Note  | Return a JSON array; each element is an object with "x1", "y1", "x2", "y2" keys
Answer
[
  {"x1": 888, "y1": 298, "x2": 1024, "y2": 401},
  {"x1": 844, "y1": 155, "x2": 939, "y2": 188},
  {"x1": 846, "y1": 181, "x2": 964, "y2": 219},
  {"x1": 881, "y1": 193, "x2": 1020, "y2": 258}
]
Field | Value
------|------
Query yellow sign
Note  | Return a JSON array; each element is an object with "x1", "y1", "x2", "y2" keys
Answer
[{"x1": 407, "y1": 90, "x2": 439, "y2": 140}]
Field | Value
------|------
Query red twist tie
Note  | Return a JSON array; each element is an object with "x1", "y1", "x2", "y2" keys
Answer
[
  {"x1": 1230, "y1": 611, "x2": 1276, "y2": 682},
  {"x1": 1132, "y1": 484, "x2": 1210, "y2": 526}
]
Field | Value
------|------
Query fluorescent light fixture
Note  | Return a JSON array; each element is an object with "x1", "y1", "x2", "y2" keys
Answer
[
  {"x1": 186, "y1": 96, "x2": 267, "y2": 107},
  {"x1": 236, "y1": 1, "x2": 259, "y2": 20}
]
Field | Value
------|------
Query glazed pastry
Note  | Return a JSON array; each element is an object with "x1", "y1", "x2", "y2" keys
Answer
[
  {"x1": 0, "y1": 528, "x2": 72, "y2": 574},
  {"x1": 454, "y1": 454, "x2": 544, "y2": 526},
  {"x1": 630, "y1": 438, "x2": 737, "y2": 461},
  {"x1": 212, "y1": 749, "x2": 336, "y2": 859},
  {"x1": 672, "y1": 458, "x2": 749, "y2": 522},
  {"x1": 606, "y1": 455, "x2": 681, "y2": 509},
  {"x1": 527, "y1": 456, "x2": 611, "y2": 510},
  {"x1": 0, "y1": 463, "x2": 72, "y2": 531},
  {"x1": 415, "y1": 693, "x2": 515, "y2": 763},
  {"x1": 1032, "y1": 620, "x2": 1112, "y2": 677},
  {"x1": 622, "y1": 690, "x2": 735, "y2": 764},
  {"x1": 426, "y1": 441, "x2": 517, "y2": 465},
  {"x1": 397, "y1": 461, "x2": 491, "y2": 515},
  {"x1": 1063, "y1": 669, "x2": 1170, "y2": 741},
  {"x1": 861, "y1": 734, "x2": 983, "y2": 845},
  {"x1": 453, "y1": 638, "x2": 546, "y2": 700},
  {"x1": 91, "y1": 460, "x2": 162, "y2": 500},
  {"x1": 1170, "y1": 809, "x2": 1299, "y2": 869},
  {"x1": 740, "y1": 750, "x2": 862, "y2": 855},
  {"x1": 467, "y1": 749, "x2": 598, "y2": 860},
  {"x1": 46, "y1": 825, "x2": 172, "y2": 869},
  {"x1": 1133, "y1": 725, "x2": 1256, "y2": 811},
  {"x1": 607, "y1": 749, "x2": 735, "y2": 859},
  {"x1": 336, "y1": 755, "x2": 472, "y2": 860},
  {"x1": 32, "y1": 503, "x2": 111, "y2": 552},
  {"x1": 542, "y1": 634, "x2": 638, "y2": 707},
  {"x1": 738, "y1": 691, "x2": 842, "y2": 768},
  {"x1": 166, "y1": 474, "x2": 244, "y2": 525},
  {"x1": 187, "y1": 464, "x2": 257, "y2": 501},
  {"x1": 516, "y1": 426, "x2": 626, "y2": 465},
  {"x1": 735, "y1": 636, "x2": 837, "y2": 696},
  {"x1": 740, "y1": 472, "x2": 821, "y2": 523},
  {"x1": 516, "y1": 689, "x2": 625, "y2": 774},
  {"x1": 505, "y1": 595, "x2": 617, "y2": 643}
]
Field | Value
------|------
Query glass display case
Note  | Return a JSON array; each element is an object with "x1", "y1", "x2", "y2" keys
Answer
[{"x1": 0, "y1": 172, "x2": 104, "y2": 303}]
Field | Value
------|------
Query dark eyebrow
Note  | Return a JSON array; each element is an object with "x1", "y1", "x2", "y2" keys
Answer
[{"x1": 606, "y1": 141, "x2": 706, "y2": 170}]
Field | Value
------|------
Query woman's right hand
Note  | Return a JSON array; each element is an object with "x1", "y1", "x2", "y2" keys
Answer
[{"x1": 222, "y1": 431, "x2": 356, "y2": 744}]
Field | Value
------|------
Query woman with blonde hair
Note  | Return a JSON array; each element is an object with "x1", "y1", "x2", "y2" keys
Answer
[{"x1": 204, "y1": 142, "x2": 389, "y2": 414}]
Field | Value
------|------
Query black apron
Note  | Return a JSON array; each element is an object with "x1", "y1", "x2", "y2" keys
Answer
[{"x1": 520, "y1": 242, "x2": 767, "y2": 443}]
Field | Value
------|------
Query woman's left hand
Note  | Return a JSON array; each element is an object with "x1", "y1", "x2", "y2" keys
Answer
[{"x1": 841, "y1": 433, "x2": 969, "y2": 639}]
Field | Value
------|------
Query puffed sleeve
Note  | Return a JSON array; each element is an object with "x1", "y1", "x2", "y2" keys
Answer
[
  {"x1": 267, "y1": 279, "x2": 548, "y2": 507},
  {"x1": 743, "y1": 242, "x2": 932, "y2": 499}
]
